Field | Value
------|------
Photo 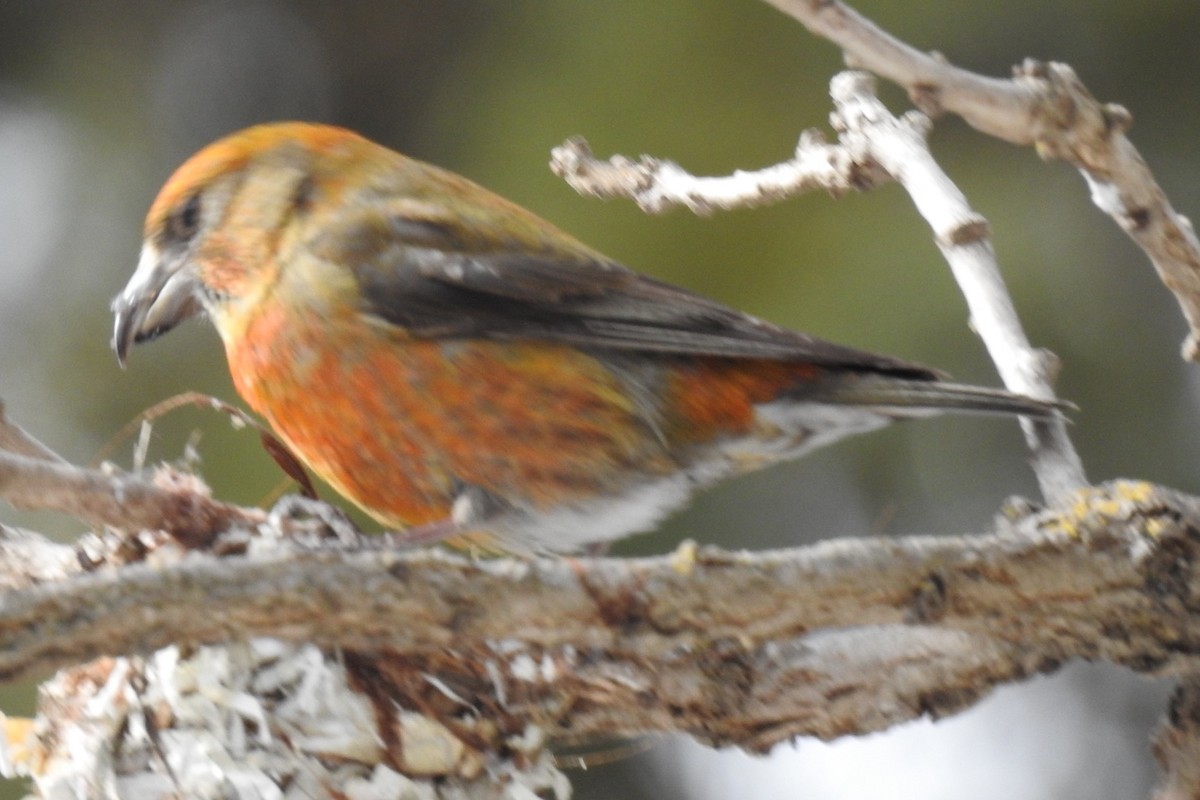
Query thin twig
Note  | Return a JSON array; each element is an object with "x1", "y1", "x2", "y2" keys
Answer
[
  {"x1": 826, "y1": 72, "x2": 1086, "y2": 501},
  {"x1": 0, "y1": 450, "x2": 263, "y2": 549},
  {"x1": 0, "y1": 401, "x2": 68, "y2": 465},
  {"x1": 550, "y1": 131, "x2": 889, "y2": 214}
]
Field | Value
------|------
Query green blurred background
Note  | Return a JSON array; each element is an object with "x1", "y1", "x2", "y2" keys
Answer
[{"x1": 1, "y1": 1, "x2": 1197, "y2": 797}]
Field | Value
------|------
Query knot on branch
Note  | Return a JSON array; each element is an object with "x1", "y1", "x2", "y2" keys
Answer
[
  {"x1": 549, "y1": 137, "x2": 670, "y2": 212},
  {"x1": 1014, "y1": 60, "x2": 1125, "y2": 173}
]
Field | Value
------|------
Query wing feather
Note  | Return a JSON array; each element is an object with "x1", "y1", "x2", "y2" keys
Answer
[{"x1": 311, "y1": 200, "x2": 936, "y2": 379}]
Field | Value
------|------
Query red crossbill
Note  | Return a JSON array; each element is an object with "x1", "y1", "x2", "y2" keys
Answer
[{"x1": 112, "y1": 122, "x2": 1056, "y2": 551}]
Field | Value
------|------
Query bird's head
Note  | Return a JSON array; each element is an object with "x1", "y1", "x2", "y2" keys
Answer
[{"x1": 111, "y1": 122, "x2": 372, "y2": 365}]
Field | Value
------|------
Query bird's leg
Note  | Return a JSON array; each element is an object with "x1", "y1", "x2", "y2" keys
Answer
[
  {"x1": 382, "y1": 517, "x2": 465, "y2": 547},
  {"x1": 380, "y1": 481, "x2": 518, "y2": 550}
]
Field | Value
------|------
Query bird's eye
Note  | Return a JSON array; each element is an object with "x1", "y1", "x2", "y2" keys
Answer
[{"x1": 168, "y1": 193, "x2": 202, "y2": 242}]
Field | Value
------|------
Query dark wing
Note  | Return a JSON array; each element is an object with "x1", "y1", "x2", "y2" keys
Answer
[{"x1": 312, "y1": 198, "x2": 936, "y2": 379}]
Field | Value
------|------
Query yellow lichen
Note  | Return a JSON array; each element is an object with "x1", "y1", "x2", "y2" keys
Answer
[{"x1": 671, "y1": 539, "x2": 698, "y2": 575}]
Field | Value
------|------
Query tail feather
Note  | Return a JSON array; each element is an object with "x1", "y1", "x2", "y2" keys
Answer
[{"x1": 800, "y1": 374, "x2": 1066, "y2": 418}]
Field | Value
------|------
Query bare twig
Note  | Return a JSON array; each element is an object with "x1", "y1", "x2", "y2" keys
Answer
[
  {"x1": 0, "y1": 450, "x2": 262, "y2": 549},
  {"x1": 826, "y1": 72, "x2": 1085, "y2": 501},
  {"x1": 760, "y1": 0, "x2": 1200, "y2": 361},
  {"x1": 550, "y1": 131, "x2": 889, "y2": 214},
  {"x1": 0, "y1": 401, "x2": 67, "y2": 465},
  {"x1": 92, "y1": 391, "x2": 318, "y2": 500}
]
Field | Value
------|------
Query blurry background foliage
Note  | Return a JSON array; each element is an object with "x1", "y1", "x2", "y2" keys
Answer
[{"x1": 0, "y1": 1, "x2": 1198, "y2": 798}]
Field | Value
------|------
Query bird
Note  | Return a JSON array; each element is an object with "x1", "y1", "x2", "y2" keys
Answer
[{"x1": 112, "y1": 122, "x2": 1058, "y2": 552}]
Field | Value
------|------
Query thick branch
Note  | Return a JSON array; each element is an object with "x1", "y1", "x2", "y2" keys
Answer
[{"x1": 0, "y1": 480, "x2": 1196, "y2": 750}]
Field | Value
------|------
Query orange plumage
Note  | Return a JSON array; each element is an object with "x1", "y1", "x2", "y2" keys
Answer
[{"x1": 113, "y1": 123, "x2": 1056, "y2": 551}]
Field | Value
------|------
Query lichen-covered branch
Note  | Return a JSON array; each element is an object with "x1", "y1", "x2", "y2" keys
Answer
[{"x1": 0, "y1": 476, "x2": 1197, "y2": 751}]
